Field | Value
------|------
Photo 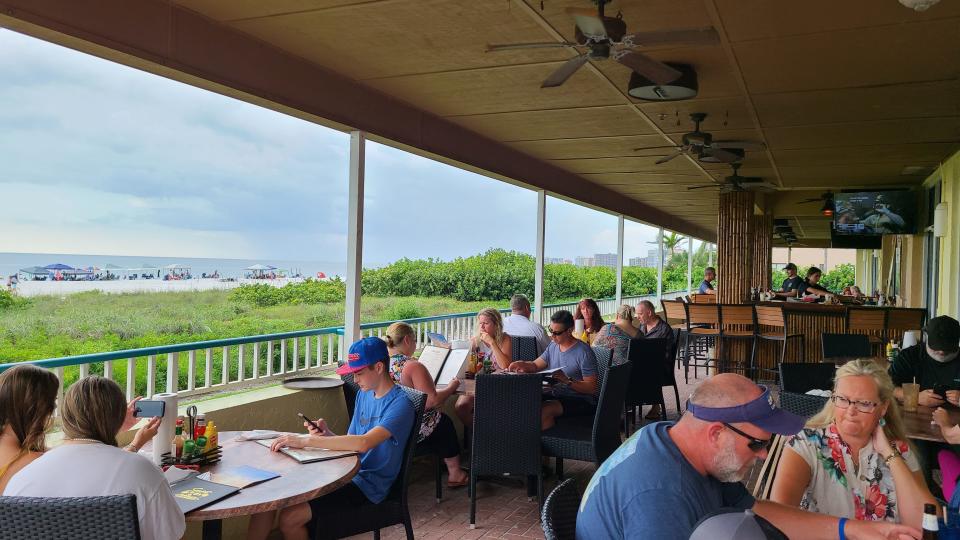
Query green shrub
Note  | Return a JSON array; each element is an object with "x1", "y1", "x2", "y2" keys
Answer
[
  {"x1": 0, "y1": 290, "x2": 28, "y2": 311},
  {"x1": 230, "y1": 278, "x2": 346, "y2": 307},
  {"x1": 381, "y1": 299, "x2": 425, "y2": 321},
  {"x1": 821, "y1": 263, "x2": 855, "y2": 292}
]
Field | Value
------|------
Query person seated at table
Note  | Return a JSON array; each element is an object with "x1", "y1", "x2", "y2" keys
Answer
[
  {"x1": 699, "y1": 267, "x2": 717, "y2": 295},
  {"x1": 502, "y1": 293, "x2": 550, "y2": 357},
  {"x1": 0, "y1": 364, "x2": 58, "y2": 493},
  {"x1": 454, "y1": 308, "x2": 513, "y2": 428},
  {"x1": 384, "y1": 322, "x2": 468, "y2": 488},
  {"x1": 576, "y1": 372, "x2": 919, "y2": 540},
  {"x1": 248, "y1": 337, "x2": 415, "y2": 540},
  {"x1": 635, "y1": 299, "x2": 674, "y2": 419},
  {"x1": 770, "y1": 360, "x2": 935, "y2": 528},
  {"x1": 797, "y1": 267, "x2": 832, "y2": 300},
  {"x1": 508, "y1": 310, "x2": 598, "y2": 430},
  {"x1": 770, "y1": 263, "x2": 803, "y2": 299},
  {"x1": 594, "y1": 304, "x2": 639, "y2": 365},
  {"x1": 574, "y1": 298, "x2": 605, "y2": 344},
  {"x1": 889, "y1": 315, "x2": 960, "y2": 408},
  {"x1": 4, "y1": 376, "x2": 180, "y2": 540}
]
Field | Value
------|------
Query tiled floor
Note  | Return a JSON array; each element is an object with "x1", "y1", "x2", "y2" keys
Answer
[{"x1": 348, "y1": 363, "x2": 706, "y2": 539}]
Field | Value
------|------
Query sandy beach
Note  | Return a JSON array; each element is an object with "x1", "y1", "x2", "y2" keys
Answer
[{"x1": 13, "y1": 277, "x2": 307, "y2": 297}]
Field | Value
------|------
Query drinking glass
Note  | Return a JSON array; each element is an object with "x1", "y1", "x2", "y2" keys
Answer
[{"x1": 902, "y1": 383, "x2": 920, "y2": 412}]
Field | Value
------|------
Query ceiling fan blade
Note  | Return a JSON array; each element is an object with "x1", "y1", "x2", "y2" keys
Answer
[
  {"x1": 687, "y1": 184, "x2": 720, "y2": 191},
  {"x1": 566, "y1": 8, "x2": 609, "y2": 40},
  {"x1": 798, "y1": 198, "x2": 822, "y2": 204},
  {"x1": 704, "y1": 147, "x2": 741, "y2": 163},
  {"x1": 737, "y1": 176, "x2": 765, "y2": 183},
  {"x1": 541, "y1": 55, "x2": 590, "y2": 88},
  {"x1": 711, "y1": 140, "x2": 766, "y2": 150},
  {"x1": 612, "y1": 51, "x2": 681, "y2": 85},
  {"x1": 486, "y1": 42, "x2": 578, "y2": 52},
  {"x1": 633, "y1": 145, "x2": 681, "y2": 152},
  {"x1": 655, "y1": 150, "x2": 684, "y2": 165},
  {"x1": 620, "y1": 27, "x2": 720, "y2": 47}
]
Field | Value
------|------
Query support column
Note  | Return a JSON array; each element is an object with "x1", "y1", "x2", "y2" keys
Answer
[
  {"x1": 687, "y1": 236, "x2": 694, "y2": 295},
  {"x1": 615, "y1": 215, "x2": 624, "y2": 307},
  {"x1": 344, "y1": 131, "x2": 365, "y2": 351},
  {"x1": 751, "y1": 214, "x2": 773, "y2": 290},
  {"x1": 656, "y1": 227, "x2": 664, "y2": 299},
  {"x1": 534, "y1": 190, "x2": 546, "y2": 324},
  {"x1": 717, "y1": 191, "x2": 756, "y2": 304}
]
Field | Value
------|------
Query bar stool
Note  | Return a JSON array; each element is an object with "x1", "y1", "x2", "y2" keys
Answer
[
  {"x1": 718, "y1": 304, "x2": 758, "y2": 379},
  {"x1": 755, "y1": 305, "x2": 805, "y2": 384},
  {"x1": 683, "y1": 303, "x2": 721, "y2": 383},
  {"x1": 885, "y1": 308, "x2": 926, "y2": 346},
  {"x1": 661, "y1": 299, "x2": 688, "y2": 369},
  {"x1": 846, "y1": 307, "x2": 887, "y2": 356}
]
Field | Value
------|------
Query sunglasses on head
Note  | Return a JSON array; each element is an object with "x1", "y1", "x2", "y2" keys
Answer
[{"x1": 723, "y1": 423, "x2": 772, "y2": 452}]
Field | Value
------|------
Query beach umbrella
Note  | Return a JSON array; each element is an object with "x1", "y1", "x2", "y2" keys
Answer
[
  {"x1": 19, "y1": 266, "x2": 50, "y2": 275},
  {"x1": 44, "y1": 263, "x2": 73, "y2": 270},
  {"x1": 62, "y1": 268, "x2": 93, "y2": 275},
  {"x1": 244, "y1": 264, "x2": 276, "y2": 271}
]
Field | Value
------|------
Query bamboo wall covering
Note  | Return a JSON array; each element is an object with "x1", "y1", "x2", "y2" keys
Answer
[
  {"x1": 751, "y1": 214, "x2": 773, "y2": 291},
  {"x1": 717, "y1": 191, "x2": 755, "y2": 304}
]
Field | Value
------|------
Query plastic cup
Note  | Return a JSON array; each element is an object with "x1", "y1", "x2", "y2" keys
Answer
[
  {"x1": 902, "y1": 383, "x2": 920, "y2": 412},
  {"x1": 574, "y1": 319, "x2": 584, "y2": 335}
]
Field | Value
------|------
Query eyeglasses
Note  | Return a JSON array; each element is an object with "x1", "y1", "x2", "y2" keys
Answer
[
  {"x1": 831, "y1": 395, "x2": 879, "y2": 413},
  {"x1": 547, "y1": 327, "x2": 570, "y2": 337},
  {"x1": 723, "y1": 423, "x2": 772, "y2": 453}
]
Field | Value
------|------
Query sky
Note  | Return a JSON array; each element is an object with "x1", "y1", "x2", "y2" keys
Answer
[{"x1": 0, "y1": 29, "x2": 701, "y2": 267}]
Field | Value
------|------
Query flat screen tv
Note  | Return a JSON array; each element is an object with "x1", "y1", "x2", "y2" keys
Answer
[
  {"x1": 831, "y1": 229, "x2": 882, "y2": 249},
  {"x1": 833, "y1": 190, "x2": 917, "y2": 235}
]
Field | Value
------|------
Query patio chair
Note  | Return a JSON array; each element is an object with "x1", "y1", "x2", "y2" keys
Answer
[
  {"x1": 541, "y1": 478, "x2": 581, "y2": 540},
  {"x1": 310, "y1": 387, "x2": 426, "y2": 540},
  {"x1": 661, "y1": 299, "x2": 688, "y2": 370},
  {"x1": 542, "y1": 360, "x2": 631, "y2": 480},
  {"x1": 718, "y1": 304, "x2": 758, "y2": 378},
  {"x1": 755, "y1": 305, "x2": 805, "y2": 384},
  {"x1": 846, "y1": 306, "x2": 887, "y2": 356},
  {"x1": 470, "y1": 373, "x2": 543, "y2": 528},
  {"x1": 821, "y1": 333, "x2": 871, "y2": 361},
  {"x1": 621, "y1": 338, "x2": 669, "y2": 435},
  {"x1": 683, "y1": 303, "x2": 721, "y2": 383},
  {"x1": 778, "y1": 362, "x2": 834, "y2": 418},
  {"x1": 885, "y1": 308, "x2": 927, "y2": 345},
  {"x1": 0, "y1": 495, "x2": 140, "y2": 540},
  {"x1": 511, "y1": 335, "x2": 539, "y2": 361}
]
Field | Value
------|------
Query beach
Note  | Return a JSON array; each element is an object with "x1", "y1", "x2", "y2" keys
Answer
[{"x1": 13, "y1": 277, "x2": 307, "y2": 297}]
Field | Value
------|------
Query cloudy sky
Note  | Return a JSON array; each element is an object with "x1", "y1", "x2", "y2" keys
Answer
[{"x1": 0, "y1": 29, "x2": 698, "y2": 267}]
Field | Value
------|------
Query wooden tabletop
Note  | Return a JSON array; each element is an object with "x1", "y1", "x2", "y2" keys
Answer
[
  {"x1": 171, "y1": 431, "x2": 359, "y2": 521},
  {"x1": 439, "y1": 378, "x2": 474, "y2": 396},
  {"x1": 900, "y1": 405, "x2": 960, "y2": 443}
]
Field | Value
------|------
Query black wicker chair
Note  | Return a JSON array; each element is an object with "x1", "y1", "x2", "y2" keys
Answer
[
  {"x1": 310, "y1": 386, "x2": 426, "y2": 540},
  {"x1": 821, "y1": 333, "x2": 872, "y2": 361},
  {"x1": 622, "y1": 338, "x2": 670, "y2": 435},
  {"x1": 512, "y1": 335, "x2": 540, "y2": 361},
  {"x1": 0, "y1": 495, "x2": 140, "y2": 540},
  {"x1": 778, "y1": 362, "x2": 834, "y2": 418},
  {"x1": 541, "y1": 478, "x2": 581, "y2": 540},
  {"x1": 592, "y1": 346, "x2": 613, "y2": 394},
  {"x1": 662, "y1": 328, "x2": 682, "y2": 416},
  {"x1": 542, "y1": 360, "x2": 631, "y2": 479},
  {"x1": 341, "y1": 373, "x2": 360, "y2": 419}
]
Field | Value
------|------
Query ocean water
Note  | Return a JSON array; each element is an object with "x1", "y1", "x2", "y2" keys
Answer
[{"x1": 0, "y1": 252, "x2": 346, "y2": 280}]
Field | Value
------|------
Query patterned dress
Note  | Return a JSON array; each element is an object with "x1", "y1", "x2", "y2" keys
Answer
[
  {"x1": 389, "y1": 354, "x2": 441, "y2": 442},
  {"x1": 786, "y1": 424, "x2": 919, "y2": 522},
  {"x1": 593, "y1": 323, "x2": 633, "y2": 365}
]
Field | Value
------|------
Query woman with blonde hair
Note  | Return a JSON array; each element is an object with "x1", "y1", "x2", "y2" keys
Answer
[
  {"x1": 593, "y1": 304, "x2": 639, "y2": 365},
  {"x1": 454, "y1": 308, "x2": 512, "y2": 427},
  {"x1": 0, "y1": 364, "x2": 58, "y2": 492},
  {"x1": 770, "y1": 359, "x2": 935, "y2": 528},
  {"x1": 384, "y1": 322, "x2": 467, "y2": 487}
]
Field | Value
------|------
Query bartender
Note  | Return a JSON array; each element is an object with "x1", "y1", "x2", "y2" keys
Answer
[
  {"x1": 770, "y1": 263, "x2": 803, "y2": 299},
  {"x1": 890, "y1": 315, "x2": 960, "y2": 407},
  {"x1": 797, "y1": 266, "x2": 831, "y2": 300}
]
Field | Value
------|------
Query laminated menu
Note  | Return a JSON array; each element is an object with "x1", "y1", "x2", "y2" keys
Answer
[
  {"x1": 417, "y1": 345, "x2": 470, "y2": 386},
  {"x1": 255, "y1": 438, "x2": 357, "y2": 464},
  {"x1": 170, "y1": 475, "x2": 239, "y2": 514}
]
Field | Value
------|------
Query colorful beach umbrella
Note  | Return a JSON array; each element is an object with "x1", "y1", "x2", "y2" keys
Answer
[{"x1": 44, "y1": 263, "x2": 73, "y2": 270}]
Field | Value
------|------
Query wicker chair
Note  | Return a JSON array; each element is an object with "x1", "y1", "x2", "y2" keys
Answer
[
  {"x1": 0, "y1": 495, "x2": 141, "y2": 540},
  {"x1": 592, "y1": 346, "x2": 613, "y2": 392},
  {"x1": 778, "y1": 362, "x2": 833, "y2": 418},
  {"x1": 622, "y1": 338, "x2": 670, "y2": 435},
  {"x1": 541, "y1": 478, "x2": 581, "y2": 540},
  {"x1": 661, "y1": 299, "x2": 688, "y2": 370},
  {"x1": 663, "y1": 329, "x2": 682, "y2": 415},
  {"x1": 821, "y1": 333, "x2": 871, "y2": 361},
  {"x1": 541, "y1": 360, "x2": 631, "y2": 479},
  {"x1": 511, "y1": 335, "x2": 540, "y2": 361},
  {"x1": 311, "y1": 386, "x2": 426, "y2": 540},
  {"x1": 470, "y1": 373, "x2": 544, "y2": 528}
]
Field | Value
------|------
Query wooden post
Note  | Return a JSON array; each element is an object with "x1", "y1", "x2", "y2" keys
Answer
[
  {"x1": 717, "y1": 191, "x2": 756, "y2": 304},
  {"x1": 751, "y1": 214, "x2": 773, "y2": 291}
]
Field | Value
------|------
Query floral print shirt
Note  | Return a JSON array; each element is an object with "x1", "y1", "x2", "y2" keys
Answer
[
  {"x1": 786, "y1": 424, "x2": 919, "y2": 523},
  {"x1": 594, "y1": 323, "x2": 633, "y2": 365},
  {"x1": 389, "y1": 354, "x2": 441, "y2": 442}
]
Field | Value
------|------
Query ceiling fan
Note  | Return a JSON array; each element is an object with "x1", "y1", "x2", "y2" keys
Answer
[
  {"x1": 773, "y1": 219, "x2": 807, "y2": 247},
  {"x1": 686, "y1": 163, "x2": 776, "y2": 192},
  {"x1": 799, "y1": 191, "x2": 836, "y2": 217},
  {"x1": 634, "y1": 112, "x2": 765, "y2": 164},
  {"x1": 486, "y1": 0, "x2": 719, "y2": 88}
]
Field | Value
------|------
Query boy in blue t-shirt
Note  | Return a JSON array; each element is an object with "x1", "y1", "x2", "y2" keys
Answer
[{"x1": 248, "y1": 337, "x2": 415, "y2": 540}]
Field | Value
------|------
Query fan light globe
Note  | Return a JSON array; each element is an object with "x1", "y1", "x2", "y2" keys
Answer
[{"x1": 628, "y1": 63, "x2": 697, "y2": 101}]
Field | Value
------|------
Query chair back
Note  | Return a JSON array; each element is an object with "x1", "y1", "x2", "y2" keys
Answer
[
  {"x1": 779, "y1": 362, "x2": 835, "y2": 393},
  {"x1": 592, "y1": 360, "x2": 632, "y2": 464},
  {"x1": 387, "y1": 386, "x2": 427, "y2": 504},
  {"x1": 341, "y1": 373, "x2": 360, "y2": 419},
  {"x1": 623, "y1": 339, "x2": 669, "y2": 409},
  {"x1": 541, "y1": 478, "x2": 581, "y2": 540},
  {"x1": 691, "y1": 293, "x2": 716, "y2": 304},
  {"x1": 719, "y1": 304, "x2": 756, "y2": 332},
  {"x1": 472, "y1": 374, "x2": 542, "y2": 476},
  {"x1": 755, "y1": 305, "x2": 786, "y2": 332},
  {"x1": 821, "y1": 333, "x2": 872, "y2": 360},
  {"x1": 661, "y1": 299, "x2": 687, "y2": 326},
  {"x1": 847, "y1": 307, "x2": 886, "y2": 332},
  {"x1": 0, "y1": 495, "x2": 141, "y2": 540},
  {"x1": 686, "y1": 303, "x2": 720, "y2": 329},
  {"x1": 592, "y1": 346, "x2": 613, "y2": 395},
  {"x1": 886, "y1": 308, "x2": 926, "y2": 343},
  {"x1": 511, "y1": 335, "x2": 540, "y2": 361}
]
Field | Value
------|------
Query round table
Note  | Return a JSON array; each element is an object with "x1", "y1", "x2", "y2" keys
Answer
[{"x1": 179, "y1": 431, "x2": 359, "y2": 539}]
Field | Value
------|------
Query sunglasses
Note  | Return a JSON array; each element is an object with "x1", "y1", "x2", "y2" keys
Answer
[
  {"x1": 547, "y1": 326, "x2": 570, "y2": 336},
  {"x1": 723, "y1": 423, "x2": 772, "y2": 453}
]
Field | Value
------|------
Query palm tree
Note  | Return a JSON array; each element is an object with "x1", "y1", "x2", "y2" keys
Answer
[{"x1": 648, "y1": 232, "x2": 687, "y2": 258}]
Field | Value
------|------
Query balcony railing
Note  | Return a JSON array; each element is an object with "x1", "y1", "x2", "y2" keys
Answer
[{"x1": 0, "y1": 292, "x2": 684, "y2": 405}]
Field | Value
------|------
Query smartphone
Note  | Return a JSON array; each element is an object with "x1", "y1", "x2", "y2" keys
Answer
[
  {"x1": 297, "y1": 412, "x2": 321, "y2": 431},
  {"x1": 133, "y1": 400, "x2": 165, "y2": 418},
  {"x1": 934, "y1": 384, "x2": 951, "y2": 399}
]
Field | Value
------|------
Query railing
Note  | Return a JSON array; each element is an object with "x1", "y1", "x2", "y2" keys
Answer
[{"x1": 0, "y1": 291, "x2": 685, "y2": 403}]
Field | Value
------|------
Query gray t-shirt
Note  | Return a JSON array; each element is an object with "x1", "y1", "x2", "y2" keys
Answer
[{"x1": 541, "y1": 340, "x2": 597, "y2": 401}]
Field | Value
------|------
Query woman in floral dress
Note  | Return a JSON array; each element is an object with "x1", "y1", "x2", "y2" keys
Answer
[
  {"x1": 594, "y1": 304, "x2": 639, "y2": 365},
  {"x1": 770, "y1": 359, "x2": 936, "y2": 528}
]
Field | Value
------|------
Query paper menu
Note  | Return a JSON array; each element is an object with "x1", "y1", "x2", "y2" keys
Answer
[
  {"x1": 417, "y1": 346, "x2": 449, "y2": 382},
  {"x1": 436, "y1": 348, "x2": 469, "y2": 386}
]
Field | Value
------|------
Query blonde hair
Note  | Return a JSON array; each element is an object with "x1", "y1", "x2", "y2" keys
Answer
[
  {"x1": 60, "y1": 376, "x2": 126, "y2": 447},
  {"x1": 474, "y1": 308, "x2": 505, "y2": 345},
  {"x1": 616, "y1": 304, "x2": 634, "y2": 322},
  {"x1": 807, "y1": 359, "x2": 909, "y2": 446},
  {"x1": 384, "y1": 322, "x2": 415, "y2": 349}
]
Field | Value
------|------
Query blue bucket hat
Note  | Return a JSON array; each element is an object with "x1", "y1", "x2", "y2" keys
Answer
[{"x1": 337, "y1": 337, "x2": 389, "y2": 375}]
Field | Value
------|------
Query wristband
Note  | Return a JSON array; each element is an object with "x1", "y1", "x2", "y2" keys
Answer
[{"x1": 838, "y1": 517, "x2": 847, "y2": 540}]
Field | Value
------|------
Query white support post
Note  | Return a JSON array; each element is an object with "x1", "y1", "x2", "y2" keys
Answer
[
  {"x1": 656, "y1": 227, "x2": 664, "y2": 300},
  {"x1": 615, "y1": 214, "x2": 624, "y2": 307},
  {"x1": 687, "y1": 237, "x2": 694, "y2": 295},
  {"x1": 534, "y1": 190, "x2": 546, "y2": 324},
  {"x1": 344, "y1": 131, "x2": 366, "y2": 350}
]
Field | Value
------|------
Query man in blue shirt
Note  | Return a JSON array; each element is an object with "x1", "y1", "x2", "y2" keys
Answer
[
  {"x1": 771, "y1": 263, "x2": 803, "y2": 299},
  {"x1": 576, "y1": 374, "x2": 920, "y2": 540},
  {"x1": 508, "y1": 310, "x2": 598, "y2": 430},
  {"x1": 248, "y1": 337, "x2": 415, "y2": 540},
  {"x1": 698, "y1": 267, "x2": 716, "y2": 295}
]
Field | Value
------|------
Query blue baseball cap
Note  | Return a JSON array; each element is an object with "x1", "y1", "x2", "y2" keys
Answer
[
  {"x1": 686, "y1": 385, "x2": 805, "y2": 435},
  {"x1": 337, "y1": 337, "x2": 389, "y2": 375}
]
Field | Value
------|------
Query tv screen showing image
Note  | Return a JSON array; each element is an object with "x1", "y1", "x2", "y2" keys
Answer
[{"x1": 833, "y1": 190, "x2": 916, "y2": 235}]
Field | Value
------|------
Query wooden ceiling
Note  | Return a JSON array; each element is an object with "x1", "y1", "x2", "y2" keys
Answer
[{"x1": 22, "y1": 0, "x2": 960, "y2": 241}]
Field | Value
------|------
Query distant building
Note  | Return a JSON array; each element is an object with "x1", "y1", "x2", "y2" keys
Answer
[
  {"x1": 575, "y1": 256, "x2": 595, "y2": 267},
  {"x1": 629, "y1": 249, "x2": 660, "y2": 268},
  {"x1": 545, "y1": 257, "x2": 572, "y2": 265},
  {"x1": 628, "y1": 257, "x2": 644, "y2": 266},
  {"x1": 594, "y1": 253, "x2": 618, "y2": 268}
]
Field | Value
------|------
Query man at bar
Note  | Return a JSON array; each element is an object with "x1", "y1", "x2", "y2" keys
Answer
[
  {"x1": 890, "y1": 315, "x2": 960, "y2": 407},
  {"x1": 502, "y1": 293, "x2": 550, "y2": 356},
  {"x1": 770, "y1": 263, "x2": 803, "y2": 299},
  {"x1": 698, "y1": 267, "x2": 717, "y2": 295},
  {"x1": 576, "y1": 374, "x2": 920, "y2": 540}
]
